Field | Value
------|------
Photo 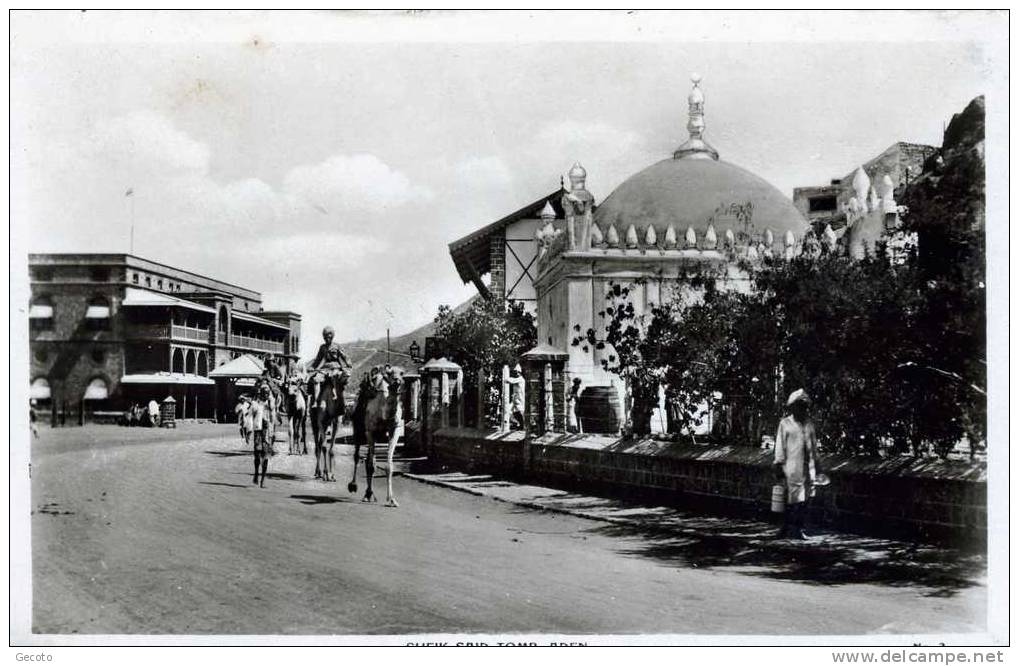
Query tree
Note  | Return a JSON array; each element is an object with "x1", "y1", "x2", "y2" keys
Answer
[{"x1": 433, "y1": 298, "x2": 537, "y2": 425}]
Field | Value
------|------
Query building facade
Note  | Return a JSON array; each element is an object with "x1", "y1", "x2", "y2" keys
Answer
[
  {"x1": 28, "y1": 253, "x2": 302, "y2": 422},
  {"x1": 447, "y1": 75, "x2": 813, "y2": 434}
]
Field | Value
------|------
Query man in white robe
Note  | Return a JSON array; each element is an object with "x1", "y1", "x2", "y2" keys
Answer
[{"x1": 773, "y1": 389, "x2": 819, "y2": 540}]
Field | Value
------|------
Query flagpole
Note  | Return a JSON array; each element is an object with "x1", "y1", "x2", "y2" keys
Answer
[
  {"x1": 126, "y1": 187, "x2": 135, "y2": 255},
  {"x1": 130, "y1": 194, "x2": 135, "y2": 255}
]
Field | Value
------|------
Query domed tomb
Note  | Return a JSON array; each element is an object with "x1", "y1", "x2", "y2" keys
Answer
[{"x1": 594, "y1": 158, "x2": 807, "y2": 254}]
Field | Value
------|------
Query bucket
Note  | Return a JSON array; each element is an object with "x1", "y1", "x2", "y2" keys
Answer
[
  {"x1": 771, "y1": 483, "x2": 787, "y2": 513},
  {"x1": 576, "y1": 386, "x2": 623, "y2": 434}
]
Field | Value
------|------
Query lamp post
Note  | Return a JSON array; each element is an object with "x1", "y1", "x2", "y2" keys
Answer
[{"x1": 409, "y1": 340, "x2": 421, "y2": 364}]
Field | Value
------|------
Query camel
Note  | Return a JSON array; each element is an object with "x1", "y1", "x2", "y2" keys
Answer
[
  {"x1": 308, "y1": 370, "x2": 349, "y2": 481},
  {"x1": 285, "y1": 376, "x2": 308, "y2": 455},
  {"x1": 349, "y1": 365, "x2": 404, "y2": 507}
]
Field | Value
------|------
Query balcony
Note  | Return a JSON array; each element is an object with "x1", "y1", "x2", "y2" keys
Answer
[
  {"x1": 216, "y1": 331, "x2": 226, "y2": 346},
  {"x1": 171, "y1": 324, "x2": 210, "y2": 343},
  {"x1": 229, "y1": 334, "x2": 284, "y2": 354},
  {"x1": 127, "y1": 324, "x2": 212, "y2": 344}
]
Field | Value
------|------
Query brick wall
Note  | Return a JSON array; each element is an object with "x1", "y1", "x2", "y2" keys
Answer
[
  {"x1": 429, "y1": 428, "x2": 986, "y2": 545},
  {"x1": 489, "y1": 234, "x2": 506, "y2": 299}
]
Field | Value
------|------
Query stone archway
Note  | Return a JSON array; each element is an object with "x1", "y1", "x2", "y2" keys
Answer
[
  {"x1": 197, "y1": 351, "x2": 208, "y2": 377},
  {"x1": 185, "y1": 349, "x2": 196, "y2": 375},
  {"x1": 172, "y1": 348, "x2": 185, "y2": 374}
]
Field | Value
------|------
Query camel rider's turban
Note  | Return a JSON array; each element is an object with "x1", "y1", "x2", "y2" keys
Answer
[{"x1": 786, "y1": 389, "x2": 812, "y2": 407}]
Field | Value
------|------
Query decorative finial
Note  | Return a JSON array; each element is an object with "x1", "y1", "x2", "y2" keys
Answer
[
  {"x1": 674, "y1": 73, "x2": 719, "y2": 161},
  {"x1": 540, "y1": 200, "x2": 556, "y2": 220}
]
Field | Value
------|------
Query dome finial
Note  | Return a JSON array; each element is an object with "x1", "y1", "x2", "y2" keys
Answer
[{"x1": 674, "y1": 73, "x2": 719, "y2": 161}]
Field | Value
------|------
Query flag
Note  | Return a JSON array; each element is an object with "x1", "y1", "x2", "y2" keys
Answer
[{"x1": 125, "y1": 188, "x2": 134, "y2": 197}]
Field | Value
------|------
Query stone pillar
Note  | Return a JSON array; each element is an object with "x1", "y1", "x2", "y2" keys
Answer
[
  {"x1": 543, "y1": 363, "x2": 554, "y2": 433},
  {"x1": 407, "y1": 374, "x2": 420, "y2": 421},
  {"x1": 520, "y1": 344, "x2": 570, "y2": 435},
  {"x1": 476, "y1": 367, "x2": 486, "y2": 429},
  {"x1": 455, "y1": 369, "x2": 464, "y2": 428},
  {"x1": 500, "y1": 364, "x2": 511, "y2": 432},
  {"x1": 440, "y1": 372, "x2": 450, "y2": 428},
  {"x1": 420, "y1": 358, "x2": 463, "y2": 447}
]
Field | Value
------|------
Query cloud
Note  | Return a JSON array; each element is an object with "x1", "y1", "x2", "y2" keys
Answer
[
  {"x1": 86, "y1": 109, "x2": 212, "y2": 177},
  {"x1": 283, "y1": 153, "x2": 433, "y2": 214}
]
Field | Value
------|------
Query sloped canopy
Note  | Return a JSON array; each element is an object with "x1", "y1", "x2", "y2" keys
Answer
[
  {"x1": 121, "y1": 373, "x2": 215, "y2": 386},
  {"x1": 208, "y1": 354, "x2": 264, "y2": 379},
  {"x1": 30, "y1": 378, "x2": 51, "y2": 400},
  {"x1": 83, "y1": 377, "x2": 109, "y2": 400},
  {"x1": 448, "y1": 190, "x2": 565, "y2": 294},
  {"x1": 122, "y1": 287, "x2": 216, "y2": 314}
]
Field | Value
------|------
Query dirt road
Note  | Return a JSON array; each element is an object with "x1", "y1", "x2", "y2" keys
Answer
[{"x1": 30, "y1": 424, "x2": 985, "y2": 637}]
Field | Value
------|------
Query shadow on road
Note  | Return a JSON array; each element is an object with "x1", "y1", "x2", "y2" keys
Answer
[
  {"x1": 589, "y1": 520, "x2": 984, "y2": 598},
  {"x1": 290, "y1": 494, "x2": 353, "y2": 505},
  {"x1": 198, "y1": 481, "x2": 250, "y2": 489},
  {"x1": 205, "y1": 450, "x2": 249, "y2": 458}
]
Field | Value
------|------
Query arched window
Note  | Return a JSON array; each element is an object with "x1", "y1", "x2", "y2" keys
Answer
[
  {"x1": 172, "y1": 348, "x2": 185, "y2": 373},
  {"x1": 29, "y1": 295, "x2": 54, "y2": 330},
  {"x1": 85, "y1": 296, "x2": 111, "y2": 330},
  {"x1": 185, "y1": 349, "x2": 196, "y2": 375},
  {"x1": 83, "y1": 377, "x2": 109, "y2": 400},
  {"x1": 30, "y1": 377, "x2": 51, "y2": 400},
  {"x1": 197, "y1": 351, "x2": 208, "y2": 377},
  {"x1": 218, "y1": 306, "x2": 228, "y2": 332}
]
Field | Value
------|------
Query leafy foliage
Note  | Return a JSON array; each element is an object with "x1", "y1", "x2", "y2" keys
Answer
[{"x1": 433, "y1": 298, "x2": 537, "y2": 424}]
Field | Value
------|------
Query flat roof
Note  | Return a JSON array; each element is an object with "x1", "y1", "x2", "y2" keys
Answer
[{"x1": 29, "y1": 253, "x2": 261, "y2": 300}]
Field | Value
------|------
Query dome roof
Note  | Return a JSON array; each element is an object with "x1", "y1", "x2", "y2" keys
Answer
[{"x1": 593, "y1": 157, "x2": 808, "y2": 251}]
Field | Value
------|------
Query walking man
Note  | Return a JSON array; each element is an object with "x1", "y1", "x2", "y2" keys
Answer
[{"x1": 773, "y1": 389, "x2": 819, "y2": 540}]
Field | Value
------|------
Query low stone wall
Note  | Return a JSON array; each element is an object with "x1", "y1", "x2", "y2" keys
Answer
[{"x1": 427, "y1": 427, "x2": 986, "y2": 545}]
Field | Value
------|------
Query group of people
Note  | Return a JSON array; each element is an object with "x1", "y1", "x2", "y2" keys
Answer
[
  {"x1": 120, "y1": 400, "x2": 162, "y2": 427},
  {"x1": 234, "y1": 325, "x2": 354, "y2": 447}
]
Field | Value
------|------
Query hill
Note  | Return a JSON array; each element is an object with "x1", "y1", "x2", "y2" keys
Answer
[{"x1": 301, "y1": 295, "x2": 478, "y2": 395}]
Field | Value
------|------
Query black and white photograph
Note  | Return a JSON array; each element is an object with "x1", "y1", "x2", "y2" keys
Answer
[{"x1": 8, "y1": 9, "x2": 1009, "y2": 653}]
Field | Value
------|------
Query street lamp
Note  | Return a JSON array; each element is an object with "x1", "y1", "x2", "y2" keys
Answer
[{"x1": 409, "y1": 340, "x2": 421, "y2": 363}]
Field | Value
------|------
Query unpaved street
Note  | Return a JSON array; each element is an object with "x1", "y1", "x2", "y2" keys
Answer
[{"x1": 30, "y1": 424, "x2": 985, "y2": 636}]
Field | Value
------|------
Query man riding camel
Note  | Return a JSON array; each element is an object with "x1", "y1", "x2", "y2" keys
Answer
[{"x1": 309, "y1": 325, "x2": 352, "y2": 408}]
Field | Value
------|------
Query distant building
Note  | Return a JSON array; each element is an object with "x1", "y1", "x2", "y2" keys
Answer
[
  {"x1": 28, "y1": 253, "x2": 302, "y2": 422},
  {"x1": 792, "y1": 142, "x2": 937, "y2": 257}
]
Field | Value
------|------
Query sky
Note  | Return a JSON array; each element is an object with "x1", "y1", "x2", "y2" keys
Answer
[{"x1": 10, "y1": 10, "x2": 1003, "y2": 347}]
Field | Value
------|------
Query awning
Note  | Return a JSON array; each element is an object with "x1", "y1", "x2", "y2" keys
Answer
[
  {"x1": 29, "y1": 304, "x2": 53, "y2": 318},
  {"x1": 232, "y1": 310, "x2": 290, "y2": 331},
  {"x1": 121, "y1": 372, "x2": 215, "y2": 386},
  {"x1": 208, "y1": 354, "x2": 264, "y2": 379},
  {"x1": 30, "y1": 378, "x2": 51, "y2": 400},
  {"x1": 85, "y1": 305, "x2": 111, "y2": 318},
  {"x1": 84, "y1": 378, "x2": 109, "y2": 400},
  {"x1": 122, "y1": 288, "x2": 216, "y2": 314}
]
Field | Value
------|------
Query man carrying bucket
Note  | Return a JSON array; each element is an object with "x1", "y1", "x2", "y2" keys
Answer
[{"x1": 773, "y1": 389, "x2": 822, "y2": 540}]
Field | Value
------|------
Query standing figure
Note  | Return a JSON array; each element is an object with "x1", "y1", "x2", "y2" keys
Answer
[
  {"x1": 146, "y1": 399, "x2": 160, "y2": 428},
  {"x1": 773, "y1": 389, "x2": 820, "y2": 540},
  {"x1": 30, "y1": 400, "x2": 38, "y2": 438},
  {"x1": 250, "y1": 386, "x2": 274, "y2": 487},
  {"x1": 567, "y1": 378, "x2": 582, "y2": 433},
  {"x1": 562, "y1": 162, "x2": 595, "y2": 251},
  {"x1": 506, "y1": 364, "x2": 526, "y2": 431},
  {"x1": 234, "y1": 395, "x2": 252, "y2": 446}
]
